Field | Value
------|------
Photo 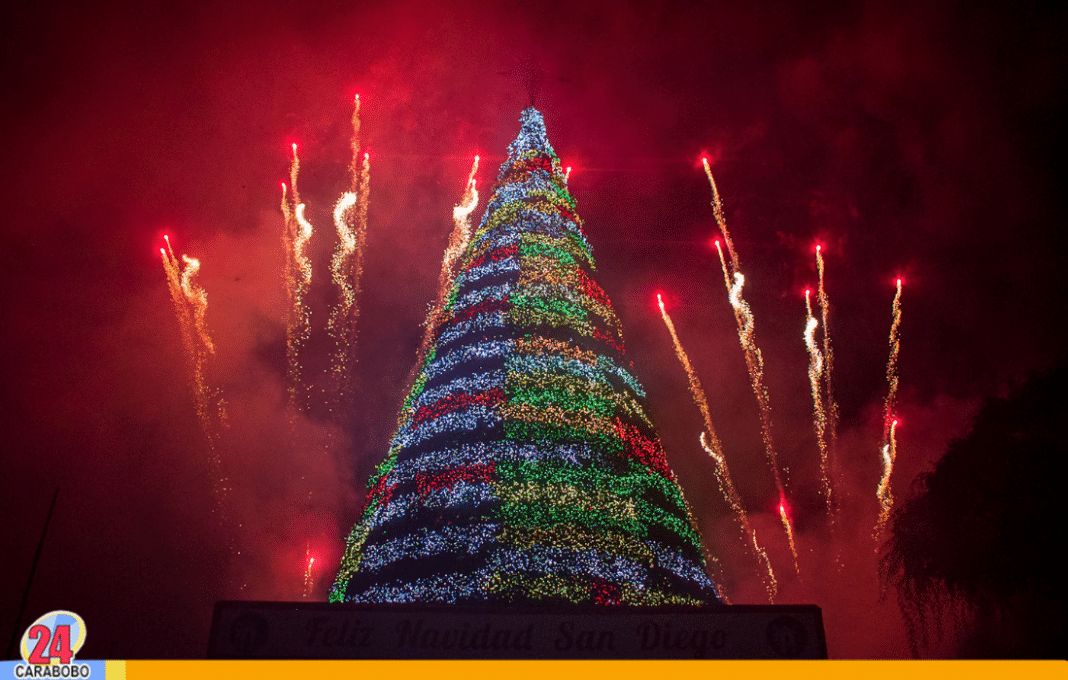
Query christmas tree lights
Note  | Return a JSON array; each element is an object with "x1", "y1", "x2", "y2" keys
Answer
[{"x1": 332, "y1": 108, "x2": 721, "y2": 606}]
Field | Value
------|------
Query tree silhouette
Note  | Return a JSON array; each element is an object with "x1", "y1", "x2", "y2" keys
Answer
[{"x1": 882, "y1": 363, "x2": 1067, "y2": 658}]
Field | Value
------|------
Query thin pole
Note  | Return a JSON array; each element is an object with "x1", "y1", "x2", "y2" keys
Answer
[{"x1": 6, "y1": 488, "x2": 59, "y2": 660}]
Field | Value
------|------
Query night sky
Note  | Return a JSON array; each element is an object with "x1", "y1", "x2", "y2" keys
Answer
[{"x1": 2, "y1": 0, "x2": 1066, "y2": 660}]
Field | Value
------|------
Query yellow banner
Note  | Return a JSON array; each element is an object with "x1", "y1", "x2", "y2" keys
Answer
[{"x1": 120, "y1": 659, "x2": 1066, "y2": 680}]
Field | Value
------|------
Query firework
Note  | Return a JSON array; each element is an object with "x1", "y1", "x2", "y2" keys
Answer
[
  {"x1": 293, "y1": 201, "x2": 314, "y2": 323},
  {"x1": 657, "y1": 294, "x2": 775, "y2": 601},
  {"x1": 699, "y1": 432, "x2": 778, "y2": 602},
  {"x1": 329, "y1": 192, "x2": 359, "y2": 336},
  {"x1": 327, "y1": 96, "x2": 369, "y2": 405},
  {"x1": 289, "y1": 143, "x2": 302, "y2": 204},
  {"x1": 703, "y1": 159, "x2": 738, "y2": 269},
  {"x1": 713, "y1": 240, "x2": 732, "y2": 291},
  {"x1": 875, "y1": 280, "x2": 904, "y2": 539},
  {"x1": 161, "y1": 240, "x2": 212, "y2": 421},
  {"x1": 657, "y1": 294, "x2": 716, "y2": 443},
  {"x1": 815, "y1": 246, "x2": 839, "y2": 479},
  {"x1": 357, "y1": 152, "x2": 370, "y2": 230},
  {"x1": 178, "y1": 256, "x2": 213, "y2": 354},
  {"x1": 804, "y1": 290, "x2": 832, "y2": 514},
  {"x1": 303, "y1": 545, "x2": 316, "y2": 598},
  {"x1": 714, "y1": 242, "x2": 796, "y2": 573},
  {"x1": 161, "y1": 239, "x2": 212, "y2": 412},
  {"x1": 280, "y1": 143, "x2": 315, "y2": 411},
  {"x1": 351, "y1": 151, "x2": 370, "y2": 317},
  {"x1": 706, "y1": 166, "x2": 798, "y2": 575},
  {"x1": 406, "y1": 157, "x2": 482, "y2": 401},
  {"x1": 779, "y1": 500, "x2": 800, "y2": 577},
  {"x1": 446, "y1": 155, "x2": 480, "y2": 274},
  {"x1": 875, "y1": 420, "x2": 899, "y2": 539},
  {"x1": 348, "y1": 94, "x2": 361, "y2": 192},
  {"x1": 161, "y1": 236, "x2": 185, "y2": 321},
  {"x1": 883, "y1": 280, "x2": 903, "y2": 438},
  {"x1": 160, "y1": 237, "x2": 226, "y2": 501}
]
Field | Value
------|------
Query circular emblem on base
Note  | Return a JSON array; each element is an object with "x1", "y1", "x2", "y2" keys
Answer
[
  {"x1": 766, "y1": 615, "x2": 807, "y2": 657},
  {"x1": 229, "y1": 613, "x2": 269, "y2": 653}
]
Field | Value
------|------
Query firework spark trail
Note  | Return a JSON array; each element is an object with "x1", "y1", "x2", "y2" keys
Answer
[
  {"x1": 330, "y1": 192, "x2": 359, "y2": 331},
  {"x1": 303, "y1": 545, "x2": 316, "y2": 598},
  {"x1": 161, "y1": 238, "x2": 213, "y2": 426},
  {"x1": 713, "y1": 241, "x2": 733, "y2": 291},
  {"x1": 446, "y1": 155, "x2": 480, "y2": 276},
  {"x1": 657, "y1": 294, "x2": 774, "y2": 601},
  {"x1": 351, "y1": 103, "x2": 371, "y2": 311},
  {"x1": 160, "y1": 238, "x2": 226, "y2": 501},
  {"x1": 699, "y1": 432, "x2": 778, "y2": 603},
  {"x1": 434, "y1": 155, "x2": 480, "y2": 316},
  {"x1": 779, "y1": 501, "x2": 800, "y2": 577},
  {"x1": 804, "y1": 290, "x2": 832, "y2": 515},
  {"x1": 657, "y1": 294, "x2": 717, "y2": 446},
  {"x1": 161, "y1": 236, "x2": 186, "y2": 318},
  {"x1": 703, "y1": 159, "x2": 738, "y2": 269},
  {"x1": 348, "y1": 94, "x2": 361, "y2": 192},
  {"x1": 280, "y1": 182, "x2": 293, "y2": 257},
  {"x1": 327, "y1": 96, "x2": 369, "y2": 404},
  {"x1": 815, "y1": 246, "x2": 841, "y2": 514},
  {"x1": 815, "y1": 248, "x2": 839, "y2": 443},
  {"x1": 875, "y1": 280, "x2": 904, "y2": 539},
  {"x1": 714, "y1": 241, "x2": 798, "y2": 574},
  {"x1": 353, "y1": 150, "x2": 371, "y2": 292},
  {"x1": 280, "y1": 143, "x2": 316, "y2": 411},
  {"x1": 408, "y1": 157, "x2": 481, "y2": 391},
  {"x1": 279, "y1": 180, "x2": 299, "y2": 405},
  {"x1": 290, "y1": 143, "x2": 302, "y2": 203},
  {"x1": 883, "y1": 279, "x2": 903, "y2": 439},
  {"x1": 179, "y1": 254, "x2": 214, "y2": 355},
  {"x1": 328, "y1": 191, "x2": 359, "y2": 404},
  {"x1": 875, "y1": 420, "x2": 898, "y2": 539},
  {"x1": 293, "y1": 202, "x2": 314, "y2": 324}
]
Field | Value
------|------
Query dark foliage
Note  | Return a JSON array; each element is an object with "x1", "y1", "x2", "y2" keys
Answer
[{"x1": 882, "y1": 362, "x2": 1068, "y2": 658}]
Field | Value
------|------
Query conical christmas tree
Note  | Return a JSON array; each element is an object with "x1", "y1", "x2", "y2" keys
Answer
[{"x1": 331, "y1": 108, "x2": 720, "y2": 606}]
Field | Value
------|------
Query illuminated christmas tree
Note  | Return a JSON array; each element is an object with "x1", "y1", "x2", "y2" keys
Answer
[{"x1": 331, "y1": 108, "x2": 720, "y2": 606}]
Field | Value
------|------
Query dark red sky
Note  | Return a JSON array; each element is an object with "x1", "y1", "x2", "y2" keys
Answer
[{"x1": 2, "y1": 0, "x2": 1065, "y2": 659}]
